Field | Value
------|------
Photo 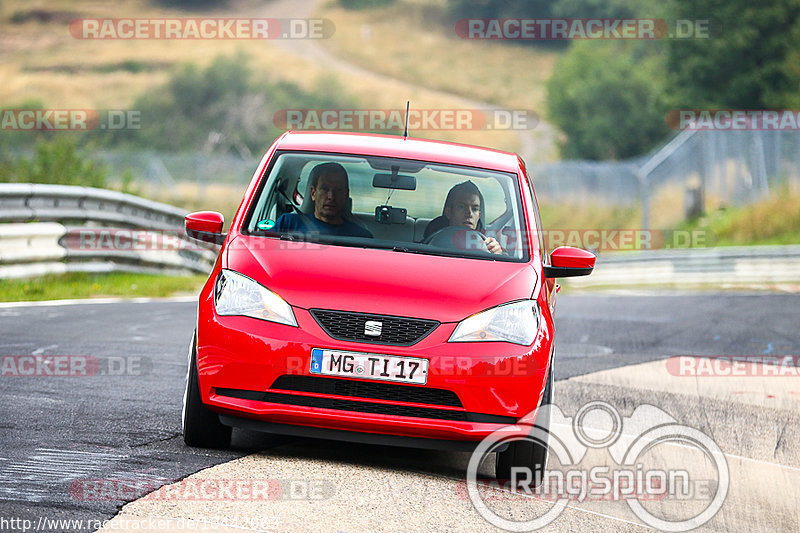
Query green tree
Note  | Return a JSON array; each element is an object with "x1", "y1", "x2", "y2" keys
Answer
[
  {"x1": 779, "y1": 16, "x2": 800, "y2": 108},
  {"x1": 547, "y1": 40, "x2": 669, "y2": 160},
  {"x1": 665, "y1": 0, "x2": 800, "y2": 108}
]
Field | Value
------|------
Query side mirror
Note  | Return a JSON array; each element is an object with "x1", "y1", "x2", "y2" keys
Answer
[
  {"x1": 185, "y1": 211, "x2": 226, "y2": 245},
  {"x1": 543, "y1": 246, "x2": 595, "y2": 278}
]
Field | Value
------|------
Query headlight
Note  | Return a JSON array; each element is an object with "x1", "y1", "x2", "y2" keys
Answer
[
  {"x1": 448, "y1": 300, "x2": 539, "y2": 345},
  {"x1": 214, "y1": 269, "x2": 297, "y2": 327}
]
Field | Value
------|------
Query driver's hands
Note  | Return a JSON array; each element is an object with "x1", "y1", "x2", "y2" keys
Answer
[{"x1": 485, "y1": 236, "x2": 502, "y2": 255}]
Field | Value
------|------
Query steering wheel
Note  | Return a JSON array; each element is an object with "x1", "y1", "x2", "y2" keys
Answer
[{"x1": 423, "y1": 225, "x2": 489, "y2": 253}]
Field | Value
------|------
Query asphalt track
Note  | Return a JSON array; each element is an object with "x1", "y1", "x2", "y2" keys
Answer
[{"x1": 0, "y1": 292, "x2": 798, "y2": 532}]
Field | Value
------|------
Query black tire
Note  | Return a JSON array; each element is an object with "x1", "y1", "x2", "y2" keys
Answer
[
  {"x1": 495, "y1": 358, "x2": 553, "y2": 485},
  {"x1": 182, "y1": 335, "x2": 232, "y2": 449}
]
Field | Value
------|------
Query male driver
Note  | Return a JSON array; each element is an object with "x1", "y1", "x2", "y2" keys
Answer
[
  {"x1": 423, "y1": 181, "x2": 502, "y2": 254},
  {"x1": 274, "y1": 162, "x2": 372, "y2": 238}
]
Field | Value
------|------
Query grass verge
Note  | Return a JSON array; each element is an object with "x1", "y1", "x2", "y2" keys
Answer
[
  {"x1": 0, "y1": 271, "x2": 207, "y2": 302},
  {"x1": 680, "y1": 189, "x2": 800, "y2": 246}
]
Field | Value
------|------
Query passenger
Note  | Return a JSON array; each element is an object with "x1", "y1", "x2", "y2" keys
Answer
[
  {"x1": 424, "y1": 181, "x2": 502, "y2": 254},
  {"x1": 274, "y1": 162, "x2": 372, "y2": 238}
]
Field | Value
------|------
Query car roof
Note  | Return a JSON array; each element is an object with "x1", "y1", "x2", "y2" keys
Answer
[{"x1": 273, "y1": 131, "x2": 523, "y2": 173}]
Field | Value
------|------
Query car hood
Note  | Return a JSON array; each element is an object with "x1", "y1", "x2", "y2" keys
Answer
[{"x1": 225, "y1": 235, "x2": 537, "y2": 323}]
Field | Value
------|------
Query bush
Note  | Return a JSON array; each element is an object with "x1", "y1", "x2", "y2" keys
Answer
[
  {"x1": 0, "y1": 137, "x2": 107, "y2": 187},
  {"x1": 0, "y1": 99, "x2": 51, "y2": 149},
  {"x1": 111, "y1": 52, "x2": 357, "y2": 153}
]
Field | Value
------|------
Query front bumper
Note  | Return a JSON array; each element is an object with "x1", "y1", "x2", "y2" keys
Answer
[{"x1": 197, "y1": 299, "x2": 552, "y2": 442}]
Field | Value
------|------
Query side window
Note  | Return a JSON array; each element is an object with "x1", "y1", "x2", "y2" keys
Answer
[
  {"x1": 525, "y1": 171, "x2": 546, "y2": 262},
  {"x1": 479, "y1": 179, "x2": 506, "y2": 223}
]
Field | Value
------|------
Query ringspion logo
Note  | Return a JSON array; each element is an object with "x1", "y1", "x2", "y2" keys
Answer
[{"x1": 466, "y1": 401, "x2": 729, "y2": 531}]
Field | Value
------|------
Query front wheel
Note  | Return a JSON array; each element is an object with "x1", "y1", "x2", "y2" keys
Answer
[
  {"x1": 182, "y1": 335, "x2": 232, "y2": 448},
  {"x1": 495, "y1": 361, "x2": 553, "y2": 484}
]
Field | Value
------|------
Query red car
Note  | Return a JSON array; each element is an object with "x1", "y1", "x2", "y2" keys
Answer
[{"x1": 182, "y1": 131, "x2": 594, "y2": 479}]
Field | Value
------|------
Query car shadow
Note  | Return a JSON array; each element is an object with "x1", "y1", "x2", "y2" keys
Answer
[{"x1": 229, "y1": 427, "x2": 496, "y2": 480}]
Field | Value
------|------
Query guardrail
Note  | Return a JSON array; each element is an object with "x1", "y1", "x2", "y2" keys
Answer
[
  {"x1": 2, "y1": 183, "x2": 798, "y2": 285},
  {"x1": 567, "y1": 245, "x2": 800, "y2": 288},
  {"x1": 0, "y1": 184, "x2": 218, "y2": 279}
]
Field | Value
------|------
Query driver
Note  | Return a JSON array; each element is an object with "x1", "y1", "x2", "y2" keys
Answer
[
  {"x1": 423, "y1": 181, "x2": 502, "y2": 254},
  {"x1": 274, "y1": 162, "x2": 372, "y2": 238}
]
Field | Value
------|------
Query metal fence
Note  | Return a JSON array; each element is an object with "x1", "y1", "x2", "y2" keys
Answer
[
  {"x1": 97, "y1": 150, "x2": 260, "y2": 194},
  {"x1": 530, "y1": 129, "x2": 800, "y2": 228},
  {"x1": 88, "y1": 128, "x2": 800, "y2": 231}
]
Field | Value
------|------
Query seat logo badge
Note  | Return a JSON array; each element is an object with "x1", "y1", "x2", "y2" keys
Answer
[{"x1": 364, "y1": 321, "x2": 382, "y2": 337}]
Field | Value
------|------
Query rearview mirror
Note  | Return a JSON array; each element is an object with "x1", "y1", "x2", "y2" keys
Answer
[
  {"x1": 185, "y1": 211, "x2": 226, "y2": 245},
  {"x1": 373, "y1": 165, "x2": 416, "y2": 190},
  {"x1": 543, "y1": 246, "x2": 595, "y2": 278}
]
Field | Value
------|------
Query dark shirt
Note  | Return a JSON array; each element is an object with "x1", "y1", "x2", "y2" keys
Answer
[{"x1": 274, "y1": 213, "x2": 373, "y2": 238}]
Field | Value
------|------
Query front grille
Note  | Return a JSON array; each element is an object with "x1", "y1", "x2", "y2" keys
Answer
[
  {"x1": 310, "y1": 309, "x2": 438, "y2": 346},
  {"x1": 214, "y1": 388, "x2": 516, "y2": 424},
  {"x1": 271, "y1": 375, "x2": 462, "y2": 407}
]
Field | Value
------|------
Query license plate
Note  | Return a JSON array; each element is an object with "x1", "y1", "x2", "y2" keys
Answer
[{"x1": 310, "y1": 348, "x2": 428, "y2": 385}]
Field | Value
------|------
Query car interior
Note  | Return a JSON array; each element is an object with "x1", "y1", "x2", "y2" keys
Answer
[{"x1": 244, "y1": 152, "x2": 528, "y2": 260}]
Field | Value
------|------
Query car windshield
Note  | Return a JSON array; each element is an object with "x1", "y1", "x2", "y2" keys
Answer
[{"x1": 243, "y1": 151, "x2": 531, "y2": 261}]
